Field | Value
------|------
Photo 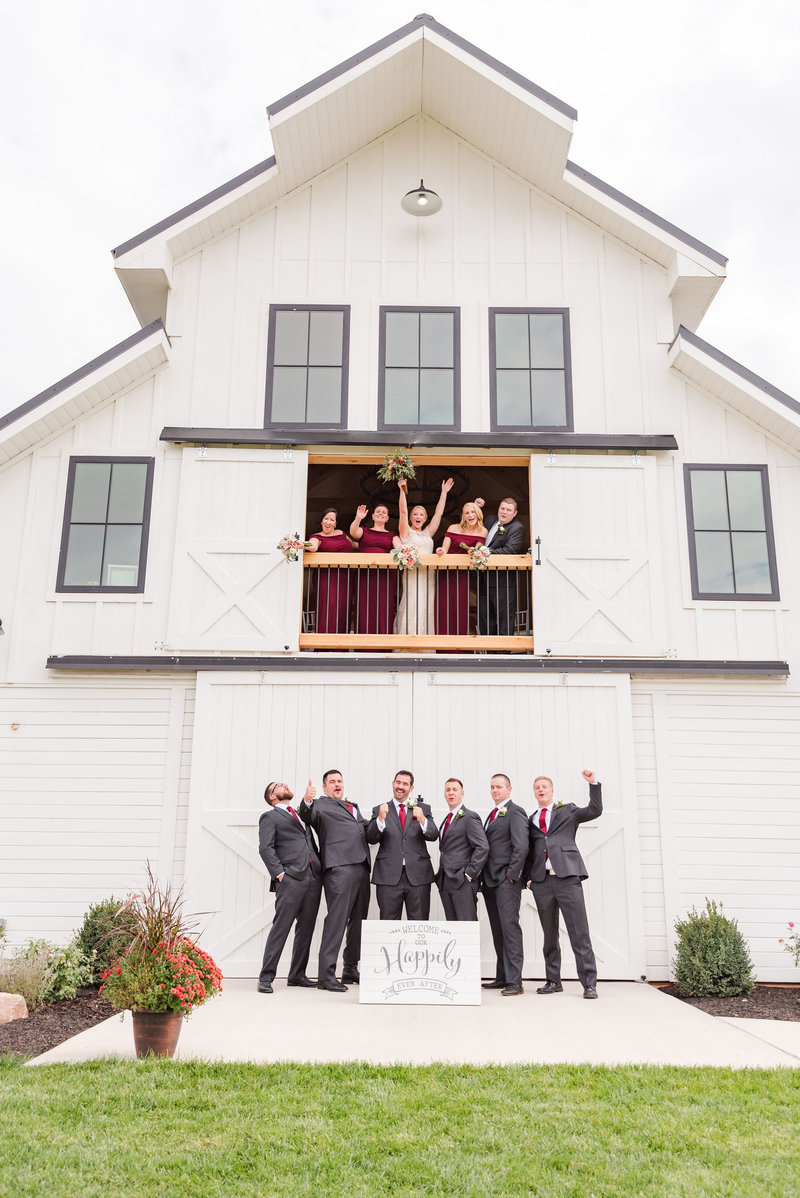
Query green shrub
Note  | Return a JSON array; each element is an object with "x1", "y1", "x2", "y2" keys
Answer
[
  {"x1": 674, "y1": 899, "x2": 755, "y2": 997},
  {"x1": 41, "y1": 939, "x2": 93, "y2": 1002},
  {"x1": 74, "y1": 896, "x2": 131, "y2": 982},
  {"x1": 0, "y1": 940, "x2": 54, "y2": 1011}
]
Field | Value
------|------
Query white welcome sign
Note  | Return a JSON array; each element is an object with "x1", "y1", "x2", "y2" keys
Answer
[{"x1": 359, "y1": 920, "x2": 481, "y2": 1006}]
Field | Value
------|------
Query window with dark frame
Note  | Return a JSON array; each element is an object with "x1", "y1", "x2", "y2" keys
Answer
[
  {"x1": 379, "y1": 307, "x2": 460, "y2": 430},
  {"x1": 489, "y1": 308, "x2": 573, "y2": 430},
  {"x1": 684, "y1": 465, "x2": 779, "y2": 600},
  {"x1": 265, "y1": 305, "x2": 349, "y2": 428},
  {"x1": 56, "y1": 457, "x2": 154, "y2": 593}
]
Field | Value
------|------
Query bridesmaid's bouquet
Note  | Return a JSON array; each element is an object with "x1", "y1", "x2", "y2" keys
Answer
[
  {"x1": 377, "y1": 449, "x2": 416, "y2": 484},
  {"x1": 462, "y1": 543, "x2": 492, "y2": 570},
  {"x1": 277, "y1": 532, "x2": 304, "y2": 562},
  {"x1": 392, "y1": 544, "x2": 420, "y2": 571}
]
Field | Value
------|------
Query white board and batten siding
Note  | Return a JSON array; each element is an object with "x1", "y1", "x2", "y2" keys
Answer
[
  {"x1": 0, "y1": 683, "x2": 194, "y2": 946},
  {"x1": 631, "y1": 679, "x2": 800, "y2": 981},
  {"x1": 184, "y1": 670, "x2": 646, "y2": 982}
]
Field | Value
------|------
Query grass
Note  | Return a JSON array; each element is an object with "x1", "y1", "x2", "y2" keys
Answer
[{"x1": 0, "y1": 1058, "x2": 798, "y2": 1197}]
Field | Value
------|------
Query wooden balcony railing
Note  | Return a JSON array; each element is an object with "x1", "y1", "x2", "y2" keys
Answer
[{"x1": 300, "y1": 553, "x2": 534, "y2": 652}]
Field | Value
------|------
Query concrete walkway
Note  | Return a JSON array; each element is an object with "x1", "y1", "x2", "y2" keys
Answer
[{"x1": 30, "y1": 980, "x2": 800, "y2": 1068}]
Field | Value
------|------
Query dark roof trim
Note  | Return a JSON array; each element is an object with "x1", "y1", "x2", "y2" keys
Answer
[
  {"x1": 160, "y1": 427, "x2": 678, "y2": 451},
  {"x1": 111, "y1": 157, "x2": 277, "y2": 258},
  {"x1": 564, "y1": 162, "x2": 728, "y2": 268},
  {"x1": 672, "y1": 325, "x2": 800, "y2": 417},
  {"x1": 267, "y1": 14, "x2": 577, "y2": 122},
  {"x1": 0, "y1": 319, "x2": 167, "y2": 434},
  {"x1": 46, "y1": 655, "x2": 788, "y2": 677}
]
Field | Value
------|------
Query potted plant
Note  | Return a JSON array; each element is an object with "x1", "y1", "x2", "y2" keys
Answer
[{"x1": 99, "y1": 864, "x2": 222, "y2": 1058}]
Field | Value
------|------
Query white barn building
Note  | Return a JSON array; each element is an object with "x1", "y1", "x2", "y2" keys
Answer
[{"x1": 1, "y1": 15, "x2": 798, "y2": 982}]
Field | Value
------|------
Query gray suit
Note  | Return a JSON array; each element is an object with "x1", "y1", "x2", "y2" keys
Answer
[
  {"x1": 477, "y1": 515, "x2": 526, "y2": 636},
  {"x1": 258, "y1": 804, "x2": 321, "y2": 985},
  {"x1": 480, "y1": 799, "x2": 528, "y2": 987},
  {"x1": 435, "y1": 806, "x2": 489, "y2": 921},
  {"x1": 367, "y1": 800, "x2": 439, "y2": 919},
  {"x1": 301, "y1": 795, "x2": 370, "y2": 983},
  {"x1": 526, "y1": 783, "x2": 602, "y2": 988}
]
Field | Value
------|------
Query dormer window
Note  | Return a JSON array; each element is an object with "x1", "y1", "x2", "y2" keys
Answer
[
  {"x1": 489, "y1": 308, "x2": 573, "y2": 430},
  {"x1": 265, "y1": 305, "x2": 349, "y2": 428},
  {"x1": 378, "y1": 307, "x2": 460, "y2": 431}
]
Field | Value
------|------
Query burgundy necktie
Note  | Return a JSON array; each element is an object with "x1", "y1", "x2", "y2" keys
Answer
[
  {"x1": 288, "y1": 807, "x2": 303, "y2": 829},
  {"x1": 539, "y1": 808, "x2": 547, "y2": 833},
  {"x1": 489, "y1": 807, "x2": 498, "y2": 824},
  {"x1": 441, "y1": 813, "x2": 453, "y2": 838},
  {"x1": 398, "y1": 803, "x2": 406, "y2": 830},
  {"x1": 345, "y1": 802, "x2": 354, "y2": 816}
]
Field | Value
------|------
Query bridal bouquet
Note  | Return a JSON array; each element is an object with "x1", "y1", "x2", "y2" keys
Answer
[
  {"x1": 277, "y1": 532, "x2": 304, "y2": 562},
  {"x1": 461, "y1": 543, "x2": 492, "y2": 570},
  {"x1": 377, "y1": 449, "x2": 416, "y2": 484},
  {"x1": 392, "y1": 544, "x2": 420, "y2": 571}
]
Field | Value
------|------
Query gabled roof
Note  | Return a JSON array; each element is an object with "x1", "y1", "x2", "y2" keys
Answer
[
  {"x1": 112, "y1": 15, "x2": 725, "y2": 331},
  {"x1": 0, "y1": 320, "x2": 170, "y2": 468}
]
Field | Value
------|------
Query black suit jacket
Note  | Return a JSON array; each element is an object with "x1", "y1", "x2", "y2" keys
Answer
[
  {"x1": 526, "y1": 784, "x2": 602, "y2": 882},
  {"x1": 366, "y1": 801, "x2": 439, "y2": 886},
  {"x1": 481, "y1": 799, "x2": 529, "y2": 886},
  {"x1": 259, "y1": 805, "x2": 321, "y2": 891},
  {"x1": 436, "y1": 807, "x2": 489, "y2": 888},
  {"x1": 300, "y1": 795, "x2": 369, "y2": 869},
  {"x1": 484, "y1": 514, "x2": 525, "y2": 555}
]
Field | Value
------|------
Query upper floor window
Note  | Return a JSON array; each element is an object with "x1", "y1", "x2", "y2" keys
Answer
[
  {"x1": 265, "y1": 305, "x2": 349, "y2": 428},
  {"x1": 56, "y1": 458, "x2": 154, "y2": 593},
  {"x1": 489, "y1": 309, "x2": 573, "y2": 430},
  {"x1": 684, "y1": 465, "x2": 779, "y2": 600},
  {"x1": 379, "y1": 307, "x2": 460, "y2": 430}
]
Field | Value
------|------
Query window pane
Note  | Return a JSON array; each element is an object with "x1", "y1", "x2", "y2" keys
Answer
[
  {"x1": 308, "y1": 311, "x2": 343, "y2": 366},
  {"x1": 530, "y1": 313, "x2": 565, "y2": 368},
  {"x1": 494, "y1": 314, "x2": 529, "y2": 368},
  {"x1": 385, "y1": 313, "x2": 419, "y2": 367},
  {"x1": 695, "y1": 531, "x2": 734, "y2": 593},
  {"x1": 732, "y1": 532, "x2": 771, "y2": 593},
  {"x1": 496, "y1": 371, "x2": 531, "y2": 426},
  {"x1": 107, "y1": 463, "x2": 147, "y2": 522},
  {"x1": 63, "y1": 525, "x2": 105, "y2": 586},
  {"x1": 273, "y1": 310, "x2": 309, "y2": 366},
  {"x1": 103, "y1": 525, "x2": 142, "y2": 586},
  {"x1": 420, "y1": 313, "x2": 453, "y2": 367},
  {"x1": 727, "y1": 471, "x2": 766, "y2": 531},
  {"x1": 71, "y1": 462, "x2": 111, "y2": 522},
  {"x1": 690, "y1": 471, "x2": 729, "y2": 529},
  {"x1": 420, "y1": 370, "x2": 454, "y2": 425},
  {"x1": 271, "y1": 367, "x2": 308, "y2": 422},
  {"x1": 384, "y1": 369, "x2": 418, "y2": 424},
  {"x1": 307, "y1": 368, "x2": 342, "y2": 423},
  {"x1": 532, "y1": 371, "x2": 567, "y2": 426}
]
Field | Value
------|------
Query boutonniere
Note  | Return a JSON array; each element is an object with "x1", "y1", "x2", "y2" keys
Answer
[
  {"x1": 555, "y1": 800, "x2": 565, "y2": 809},
  {"x1": 498, "y1": 524, "x2": 507, "y2": 535},
  {"x1": 405, "y1": 796, "x2": 418, "y2": 809},
  {"x1": 498, "y1": 806, "x2": 508, "y2": 817},
  {"x1": 455, "y1": 809, "x2": 465, "y2": 820}
]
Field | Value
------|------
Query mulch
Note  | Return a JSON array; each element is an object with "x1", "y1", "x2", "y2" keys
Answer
[
  {"x1": 659, "y1": 983, "x2": 800, "y2": 1022},
  {"x1": 0, "y1": 987, "x2": 116, "y2": 1061}
]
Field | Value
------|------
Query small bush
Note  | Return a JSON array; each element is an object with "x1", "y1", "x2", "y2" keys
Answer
[
  {"x1": 74, "y1": 896, "x2": 131, "y2": 982},
  {"x1": 0, "y1": 940, "x2": 54, "y2": 1011},
  {"x1": 674, "y1": 899, "x2": 755, "y2": 997},
  {"x1": 41, "y1": 939, "x2": 93, "y2": 1002}
]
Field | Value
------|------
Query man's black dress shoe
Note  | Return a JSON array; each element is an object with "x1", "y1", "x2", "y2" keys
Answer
[
  {"x1": 287, "y1": 977, "x2": 316, "y2": 988},
  {"x1": 536, "y1": 981, "x2": 563, "y2": 994},
  {"x1": 341, "y1": 971, "x2": 360, "y2": 985},
  {"x1": 583, "y1": 986, "x2": 598, "y2": 999},
  {"x1": 257, "y1": 982, "x2": 273, "y2": 994},
  {"x1": 481, "y1": 980, "x2": 507, "y2": 989},
  {"x1": 501, "y1": 983, "x2": 524, "y2": 996},
  {"x1": 317, "y1": 979, "x2": 348, "y2": 992}
]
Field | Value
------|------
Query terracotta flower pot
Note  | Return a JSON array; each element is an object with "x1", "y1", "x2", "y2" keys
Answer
[{"x1": 131, "y1": 1010, "x2": 184, "y2": 1059}]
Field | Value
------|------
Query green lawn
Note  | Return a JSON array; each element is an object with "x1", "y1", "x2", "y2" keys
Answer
[{"x1": 1, "y1": 1058, "x2": 798, "y2": 1197}]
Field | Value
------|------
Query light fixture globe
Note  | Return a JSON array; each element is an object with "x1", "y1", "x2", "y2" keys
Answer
[{"x1": 400, "y1": 179, "x2": 442, "y2": 217}]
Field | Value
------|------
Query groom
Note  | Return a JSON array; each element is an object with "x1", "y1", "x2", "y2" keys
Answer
[{"x1": 475, "y1": 497, "x2": 526, "y2": 636}]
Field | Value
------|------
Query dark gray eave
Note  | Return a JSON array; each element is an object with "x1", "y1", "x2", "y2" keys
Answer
[
  {"x1": 159, "y1": 427, "x2": 679, "y2": 451},
  {"x1": 0, "y1": 319, "x2": 166, "y2": 434},
  {"x1": 673, "y1": 326, "x2": 800, "y2": 417},
  {"x1": 564, "y1": 163, "x2": 727, "y2": 268},
  {"x1": 267, "y1": 14, "x2": 577, "y2": 121},
  {"x1": 46, "y1": 655, "x2": 788, "y2": 677}
]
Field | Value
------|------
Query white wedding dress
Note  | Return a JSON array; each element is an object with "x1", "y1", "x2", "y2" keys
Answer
[{"x1": 394, "y1": 529, "x2": 435, "y2": 634}]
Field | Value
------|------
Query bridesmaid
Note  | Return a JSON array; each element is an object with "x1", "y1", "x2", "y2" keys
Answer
[
  {"x1": 435, "y1": 501, "x2": 486, "y2": 635},
  {"x1": 350, "y1": 502, "x2": 399, "y2": 640},
  {"x1": 305, "y1": 508, "x2": 354, "y2": 634}
]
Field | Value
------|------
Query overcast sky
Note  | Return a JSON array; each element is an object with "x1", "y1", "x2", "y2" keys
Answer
[{"x1": 2, "y1": 0, "x2": 798, "y2": 416}]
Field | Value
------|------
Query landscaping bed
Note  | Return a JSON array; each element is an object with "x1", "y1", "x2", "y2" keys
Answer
[
  {"x1": 659, "y1": 983, "x2": 800, "y2": 1021},
  {"x1": 0, "y1": 987, "x2": 115, "y2": 1060}
]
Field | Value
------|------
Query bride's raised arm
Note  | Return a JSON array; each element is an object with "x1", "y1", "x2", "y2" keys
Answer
[
  {"x1": 397, "y1": 478, "x2": 411, "y2": 541},
  {"x1": 425, "y1": 477, "x2": 454, "y2": 538}
]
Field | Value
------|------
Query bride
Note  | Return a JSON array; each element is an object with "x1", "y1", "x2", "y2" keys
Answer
[{"x1": 394, "y1": 476, "x2": 453, "y2": 635}]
